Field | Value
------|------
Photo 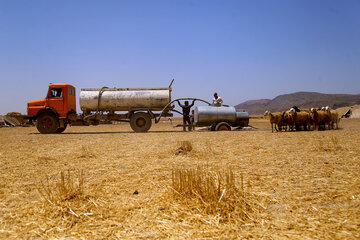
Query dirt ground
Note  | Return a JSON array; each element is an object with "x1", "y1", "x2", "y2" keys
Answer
[{"x1": 1, "y1": 118, "x2": 359, "y2": 239}]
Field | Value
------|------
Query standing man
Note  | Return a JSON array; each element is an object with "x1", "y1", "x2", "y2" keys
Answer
[
  {"x1": 212, "y1": 92, "x2": 223, "y2": 106},
  {"x1": 177, "y1": 100, "x2": 195, "y2": 131}
]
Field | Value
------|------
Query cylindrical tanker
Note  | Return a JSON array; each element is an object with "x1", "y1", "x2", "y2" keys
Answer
[
  {"x1": 79, "y1": 87, "x2": 171, "y2": 112},
  {"x1": 194, "y1": 105, "x2": 249, "y2": 127}
]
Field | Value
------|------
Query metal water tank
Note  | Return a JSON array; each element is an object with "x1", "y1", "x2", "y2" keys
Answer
[
  {"x1": 194, "y1": 105, "x2": 249, "y2": 128},
  {"x1": 79, "y1": 87, "x2": 171, "y2": 112},
  {"x1": 194, "y1": 106, "x2": 237, "y2": 126}
]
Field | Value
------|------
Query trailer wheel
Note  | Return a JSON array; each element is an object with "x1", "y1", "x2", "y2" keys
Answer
[
  {"x1": 130, "y1": 112, "x2": 152, "y2": 132},
  {"x1": 56, "y1": 124, "x2": 67, "y2": 133},
  {"x1": 215, "y1": 122, "x2": 231, "y2": 131},
  {"x1": 36, "y1": 113, "x2": 59, "y2": 134}
]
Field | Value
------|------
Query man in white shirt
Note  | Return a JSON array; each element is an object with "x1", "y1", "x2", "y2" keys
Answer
[{"x1": 212, "y1": 92, "x2": 223, "y2": 106}]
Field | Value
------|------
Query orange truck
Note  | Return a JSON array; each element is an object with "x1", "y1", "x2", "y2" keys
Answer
[{"x1": 26, "y1": 82, "x2": 174, "y2": 134}]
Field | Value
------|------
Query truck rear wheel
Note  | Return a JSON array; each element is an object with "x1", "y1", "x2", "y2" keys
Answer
[
  {"x1": 215, "y1": 122, "x2": 231, "y2": 131},
  {"x1": 130, "y1": 112, "x2": 152, "y2": 133},
  {"x1": 36, "y1": 113, "x2": 59, "y2": 134}
]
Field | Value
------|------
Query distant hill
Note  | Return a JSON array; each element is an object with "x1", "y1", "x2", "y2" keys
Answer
[{"x1": 235, "y1": 92, "x2": 360, "y2": 115}]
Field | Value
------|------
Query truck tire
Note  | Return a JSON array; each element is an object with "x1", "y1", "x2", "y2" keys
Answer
[
  {"x1": 215, "y1": 122, "x2": 231, "y2": 131},
  {"x1": 56, "y1": 124, "x2": 67, "y2": 133},
  {"x1": 130, "y1": 112, "x2": 152, "y2": 132},
  {"x1": 36, "y1": 113, "x2": 59, "y2": 134}
]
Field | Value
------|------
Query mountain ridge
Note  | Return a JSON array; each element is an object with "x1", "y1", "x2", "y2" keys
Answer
[{"x1": 235, "y1": 92, "x2": 360, "y2": 114}]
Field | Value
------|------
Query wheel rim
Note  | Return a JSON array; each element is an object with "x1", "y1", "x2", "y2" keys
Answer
[
  {"x1": 41, "y1": 117, "x2": 53, "y2": 129},
  {"x1": 218, "y1": 125, "x2": 229, "y2": 131},
  {"x1": 136, "y1": 117, "x2": 146, "y2": 127}
]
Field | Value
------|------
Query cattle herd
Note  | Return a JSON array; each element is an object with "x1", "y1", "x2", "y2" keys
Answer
[{"x1": 264, "y1": 106, "x2": 339, "y2": 132}]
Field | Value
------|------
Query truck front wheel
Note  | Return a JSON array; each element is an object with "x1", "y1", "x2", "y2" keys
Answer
[
  {"x1": 36, "y1": 113, "x2": 59, "y2": 134},
  {"x1": 130, "y1": 112, "x2": 152, "y2": 133}
]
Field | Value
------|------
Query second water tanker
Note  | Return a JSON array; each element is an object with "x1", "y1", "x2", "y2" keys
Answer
[{"x1": 194, "y1": 105, "x2": 249, "y2": 130}]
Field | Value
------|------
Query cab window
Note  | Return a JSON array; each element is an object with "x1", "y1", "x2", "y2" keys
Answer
[
  {"x1": 49, "y1": 88, "x2": 62, "y2": 98},
  {"x1": 68, "y1": 87, "x2": 75, "y2": 96}
]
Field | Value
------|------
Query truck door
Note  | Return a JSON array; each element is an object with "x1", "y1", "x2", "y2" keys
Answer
[{"x1": 47, "y1": 88, "x2": 64, "y2": 112}]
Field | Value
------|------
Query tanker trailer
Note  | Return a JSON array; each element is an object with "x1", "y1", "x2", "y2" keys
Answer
[
  {"x1": 194, "y1": 105, "x2": 249, "y2": 131},
  {"x1": 76, "y1": 87, "x2": 172, "y2": 132}
]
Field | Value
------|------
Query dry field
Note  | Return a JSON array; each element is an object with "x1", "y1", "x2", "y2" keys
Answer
[{"x1": 1, "y1": 118, "x2": 360, "y2": 239}]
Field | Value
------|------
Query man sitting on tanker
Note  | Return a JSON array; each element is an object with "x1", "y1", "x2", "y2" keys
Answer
[
  {"x1": 177, "y1": 100, "x2": 195, "y2": 131},
  {"x1": 212, "y1": 92, "x2": 223, "y2": 106}
]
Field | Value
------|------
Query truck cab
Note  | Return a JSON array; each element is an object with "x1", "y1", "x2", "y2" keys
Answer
[{"x1": 27, "y1": 83, "x2": 76, "y2": 133}]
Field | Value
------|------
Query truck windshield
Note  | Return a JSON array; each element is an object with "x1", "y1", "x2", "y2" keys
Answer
[{"x1": 49, "y1": 88, "x2": 62, "y2": 98}]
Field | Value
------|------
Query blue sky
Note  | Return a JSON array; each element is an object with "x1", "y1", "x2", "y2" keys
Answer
[{"x1": 1, "y1": 0, "x2": 359, "y2": 114}]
